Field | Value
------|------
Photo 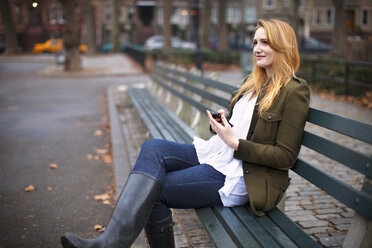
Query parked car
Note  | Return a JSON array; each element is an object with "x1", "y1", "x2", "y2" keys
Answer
[
  {"x1": 300, "y1": 36, "x2": 331, "y2": 51},
  {"x1": 32, "y1": 39, "x2": 87, "y2": 53},
  {"x1": 100, "y1": 42, "x2": 129, "y2": 53},
  {"x1": 144, "y1": 35, "x2": 196, "y2": 51}
]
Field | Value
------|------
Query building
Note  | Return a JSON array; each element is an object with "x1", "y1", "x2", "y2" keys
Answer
[{"x1": 1, "y1": 0, "x2": 371, "y2": 53}]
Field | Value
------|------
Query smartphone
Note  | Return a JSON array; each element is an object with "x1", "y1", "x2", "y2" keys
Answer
[{"x1": 209, "y1": 110, "x2": 233, "y2": 127}]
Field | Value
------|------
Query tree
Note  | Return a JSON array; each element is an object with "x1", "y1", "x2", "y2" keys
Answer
[
  {"x1": 0, "y1": 0, "x2": 19, "y2": 54},
  {"x1": 292, "y1": 0, "x2": 300, "y2": 41},
  {"x1": 112, "y1": 0, "x2": 120, "y2": 53},
  {"x1": 331, "y1": 0, "x2": 347, "y2": 57},
  {"x1": 217, "y1": 0, "x2": 228, "y2": 52},
  {"x1": 83, "y1": 0, "x2": 96, "y2": 54},
  {"x1": 60, "y1": 0, "x2": 82, "y2": 71},
  {"x1": 163, "y1": 0, "x2": 172, "y2": 52},
  {"x1": 201, "y1": 0, "x2": 211, "y2": 50}
]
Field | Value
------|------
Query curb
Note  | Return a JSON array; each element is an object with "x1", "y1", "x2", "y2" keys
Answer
[
  {"x1": 38, "y1": 67, "x2": 143, "y2": 78},
  {"x1": 107, "y1": 84, "x2": 132, "y2": 197}
]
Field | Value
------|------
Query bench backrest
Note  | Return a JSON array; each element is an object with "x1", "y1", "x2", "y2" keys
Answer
[{"x1": 151, "y1": 63, "x2": 372, "y2": 220}]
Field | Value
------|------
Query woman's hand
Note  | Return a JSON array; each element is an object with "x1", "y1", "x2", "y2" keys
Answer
[{"x1": 207, "y1": 109, "x2": 239, "y2": 150}]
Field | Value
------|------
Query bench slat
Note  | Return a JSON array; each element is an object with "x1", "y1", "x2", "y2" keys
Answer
[
  {"x1": 303, "y1": 131, "x2": 372, "y2": 178},
  {"x1": 133, "y1": 90, "x2": 177, "y2": 141},
  {"x1": 139, "y1": 88, "x2": 195, "y2": 143},
  {"x1": 151, "y1": 75, "x2": 210, "y2": 113},
  {"x1": 129, "y1": 89, "x2": 165, "y2": 140},
  {"x1": 293, "y1": 159, "x2": 372, "y2": 220},
  {"x1": 154, "y1": 70, "x2": 231, "y2": 107},
  {"x1": 307, "y1": 108, "x2": 372, "y2": 144},
  {"x1": 131, "y1": 88, "x2": 190, "y2": 143},
  {"x1": 222, "y1": 207, "x2": 283, "y2": 248},
  {"x1": 267, "y1": 208, "x2": 322, "y2": 247},
  {"x1": 234, "y1": 206, "x2": 300, "y2": 248},
  {"x1": 196, "y1": 208, "x2": 239, "y2": 248},
  {"x1": 214, "y1": 207, "x2": 263, "y2": 248},
  {"x1": 156, "y1": 64, "x2": 239, "y2": 94}
]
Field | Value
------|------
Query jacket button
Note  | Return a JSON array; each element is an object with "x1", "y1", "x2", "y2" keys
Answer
[
  {"x1": 268, "y1": 116, "x2": 272, "y2": 120},
  {"x1": 245, "y1": 170, "x2": 250, "y2": 174},
  {"x1": 250, "y1": 130, "x2": 254, "y2": 134}
]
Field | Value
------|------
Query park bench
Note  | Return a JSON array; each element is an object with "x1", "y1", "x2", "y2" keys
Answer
[{"x1": 128, "y1": 63, "x2": 372, "y2": 248}]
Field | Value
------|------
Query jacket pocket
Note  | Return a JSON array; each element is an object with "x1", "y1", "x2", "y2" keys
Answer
[
  {"x1": 255, "y1": 111, "x2": 282, "y2": 141},
  {"x1": 263, "y1": 176, "x2": 291, "y2": 212}
]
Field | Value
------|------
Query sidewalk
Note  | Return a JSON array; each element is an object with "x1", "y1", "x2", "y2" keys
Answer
[{"x1": 0, "y1": 53, "x2": 143, "y2": 78}]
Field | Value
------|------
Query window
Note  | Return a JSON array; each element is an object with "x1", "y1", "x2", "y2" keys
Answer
[
  {"x1": 283, "y1": 0, "x2": 290, "y2": 9},
  {"x1": 326, "y1": 9, "x2": 333, "y2": 25},
  {"x1": 49, "y1": 3, "x2": 57, "y2": 24},
  {"x1": 299, "y1": 0, "x2": 305, "y2": 10},
  {"x1": 49, "y1": 3, "x2": 64, "y2": 24},
  {"x1": 315, "y1": 8, "x2": 321, "y2": 25},
  {"x1": 211, "y1": 7, "x2": 217, "y2": 24},
  {"x1": 227, "y1": 7, "x2": 240, "y2": 24},
  {"x1": 244, "y1": 7, "x2": 256, "y2": 23},
  {"x1": 105, "y1": 5, "x2": 112, "y2": 21},
  {"x1": 15, "y1": 4, "x2": 22, "y2": 24},
  {"x1": 157, "y1": 7, "x2": 163, "y2": 25},
  {"x1": 313, "y1": 7, "x2": 334, "y2": 26},
  {"x1": 263, "y1": 0, "x2": 276, "y2": 10},
  {"x1": 361, "y1": 9, "x2": 371, "y2": 25}
]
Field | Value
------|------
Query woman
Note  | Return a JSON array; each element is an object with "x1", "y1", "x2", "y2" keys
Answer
[{"x1": 61, "y1": 19, "x2": 310, "y2": 248}]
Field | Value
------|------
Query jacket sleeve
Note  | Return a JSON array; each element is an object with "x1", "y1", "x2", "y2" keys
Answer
[{"x1": 233, "y1": 83, "x2": 310, "y2": 170}]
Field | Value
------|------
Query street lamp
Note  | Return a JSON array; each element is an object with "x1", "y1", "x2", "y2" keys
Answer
[
  {"x1": 32, "y1": 2, "x2": 38, "y2": 8},
  {"x1": 191, "y1": 0, "x2": 203, "y2": 73}
]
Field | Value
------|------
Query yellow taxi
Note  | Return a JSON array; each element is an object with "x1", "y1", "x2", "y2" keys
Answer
[{"x1": 32, "y1": 39, "x2": 87, "y2": 53}]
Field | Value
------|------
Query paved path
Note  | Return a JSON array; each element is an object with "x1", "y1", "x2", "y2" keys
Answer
[{"x1": 0, "y1": 54, "x2": 143, "y2": 248}]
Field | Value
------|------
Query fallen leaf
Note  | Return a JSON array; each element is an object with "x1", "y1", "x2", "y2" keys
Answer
[
  {"x1": 7, "y1": 106, "x2": 17, "y2": 111},
  {"x1": 103, "y1": 154, "x2": 112, "y2": 164},
  {"x1": 24, "y1": 185, "x2": 35, "y2": 192},
  {"x1": 47, "y1": 187, "x2": 53, "y2": 191},
  {"x1": 95, "y1": 149, "x2": 108, "y2": 154},
  {"x1": 94, "y1": 130, "x2": 103, "y2": 136},
  {"x1": 94, "y1": 155, "x2": 100, "y2": 160},
  {"x1": 94, "y1": 193, "x2": 110, "y2": 201},
  {"x1": 86, "y1": 154, "x2": 93, "y2": 160},
  {"x1": 94, "y1": 224, "x2": 105, "y2": 232},
  {"x1": 103, "y1": 200, "x2": 111, "y2": 205},
  {"x1": 49, "y1": 163, "x2": 58, "y2": 169}
]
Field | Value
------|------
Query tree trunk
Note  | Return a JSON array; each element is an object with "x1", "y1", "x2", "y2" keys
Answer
[
  {"x1": 292, "y1": 0, "x2": 300, "y2": 41},
  {"x1": 331, "y1": 0, "x2": 346, "y2": 57},
  {"x1": 163, "y1": 0, "x2": 172, "y2": 53},
  {"x1": 61, "y1": 0, "x2": 82, "y2": 71},
  {"x1": 112, "y1": 0, "x2": 120, "y2": 53},
  {"x1": 83, "y1": 0, "x2": 96, "y2": 54},
  {"x1": 217, "y1": 0, "x2": 228, "y2": 52},
  {"x1": 201, "y1": 0, "x2": 211, "y2": 50},
  {"x1": 0, "y1": 0, "x2": 19, "y2": 54}
]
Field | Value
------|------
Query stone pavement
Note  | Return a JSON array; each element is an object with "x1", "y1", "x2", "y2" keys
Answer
[{"x1": 109, "y1": 68, "x2": 371, "y2": 247}]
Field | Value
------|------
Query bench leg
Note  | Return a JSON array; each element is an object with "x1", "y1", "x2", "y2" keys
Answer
[
  {"x1": 342, "y1": 213, "x2": 372, "y2": 248},
  {"x1": 343, "y1": 176, "x2": 372, "y2": 248}
]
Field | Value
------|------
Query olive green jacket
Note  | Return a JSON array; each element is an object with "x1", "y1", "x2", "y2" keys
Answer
[{"x1": 232, "y1": 76, "x2": 310, "y2": 217}]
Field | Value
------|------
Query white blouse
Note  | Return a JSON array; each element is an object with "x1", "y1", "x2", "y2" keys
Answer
[{"x1": 193, "y1": 93, "x2": 257, "y2": 207}]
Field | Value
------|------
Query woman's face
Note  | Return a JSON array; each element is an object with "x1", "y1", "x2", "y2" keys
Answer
[{"x1": 253, "y1": 27, "x2": 275, "y2": 77}]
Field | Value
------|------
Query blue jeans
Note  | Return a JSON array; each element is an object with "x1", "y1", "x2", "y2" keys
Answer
[{"x1": 133, "y1": 139, "x2": 225, "y2": 222}]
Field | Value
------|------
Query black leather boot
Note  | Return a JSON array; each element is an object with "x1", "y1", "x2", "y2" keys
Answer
[
  {"x1": 145, "y1": 214, "x2": 175, "y2": 248},
  {"x1": 60, "y1": 171, "x2": 162, "y2": 248}
]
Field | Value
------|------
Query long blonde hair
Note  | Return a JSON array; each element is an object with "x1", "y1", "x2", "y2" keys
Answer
[{"x1": 231, "y1": 19, "x2": 300, "y2": 113}]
